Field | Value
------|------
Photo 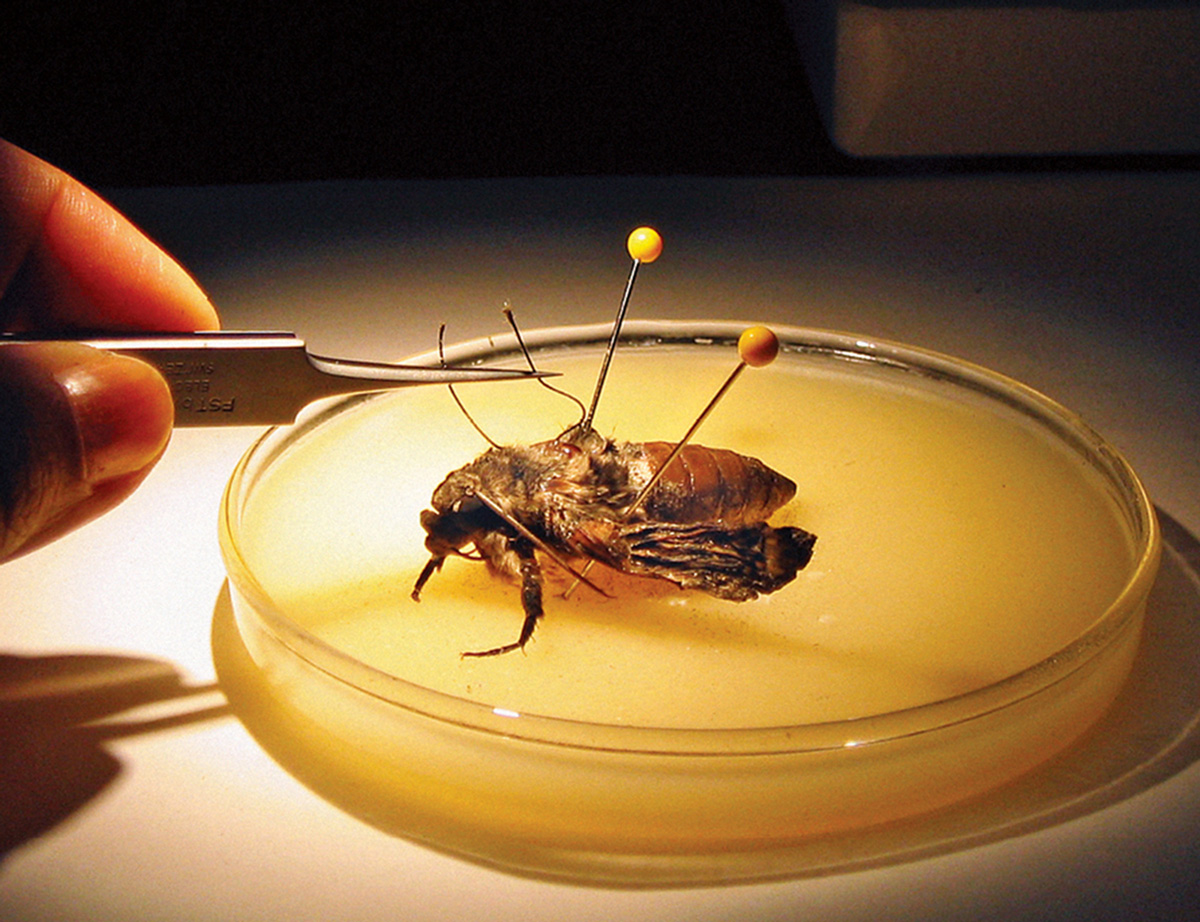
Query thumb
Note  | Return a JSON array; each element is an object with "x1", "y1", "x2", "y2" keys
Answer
[{"x1": 0, "y1": 342, "x2": 173, "y2": 561}]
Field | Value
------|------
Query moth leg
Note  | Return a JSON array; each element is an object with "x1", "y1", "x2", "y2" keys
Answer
[
  {"x1": 411, "y1": 554, "x2": 445, "y2": 601},
  {"x1": 462, "y1": 538, "x2": 544, "y2": 657}
]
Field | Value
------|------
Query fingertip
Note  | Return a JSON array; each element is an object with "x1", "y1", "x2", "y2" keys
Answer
[
  {"x1": 1, "y1": 138, "x2": 220, "y2": 333},
  {"x1": 0, "y1": 343, "x2": 174, "y2": 560},
  {"x1": 59, "y1": 347, "x2": 175, "y2": 483},
  {"x1": 43, "y1": 182, "x2": 220, "y2": 332}
]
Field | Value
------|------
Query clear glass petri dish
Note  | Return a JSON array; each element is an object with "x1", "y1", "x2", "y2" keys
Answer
[{"x1": 219, "y1": 321, "x2": 1160, "y2": 884}]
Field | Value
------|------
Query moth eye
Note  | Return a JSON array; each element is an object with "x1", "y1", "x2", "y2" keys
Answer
[{"x1": 454, "y1": 495, "x2": 485, "y2": 516}]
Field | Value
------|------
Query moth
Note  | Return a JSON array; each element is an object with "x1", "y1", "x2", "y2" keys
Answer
[
  {"x1": 411, "y1": 231, "x2": 815, "y2": 656},
  {"x1": 413, "y1": 425, "x2": 815, "y2": 656}
]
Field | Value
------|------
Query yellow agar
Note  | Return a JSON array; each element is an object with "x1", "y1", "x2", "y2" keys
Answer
[{"x1": 235, "y1": 347, "x2": 1137, "y2": 730}]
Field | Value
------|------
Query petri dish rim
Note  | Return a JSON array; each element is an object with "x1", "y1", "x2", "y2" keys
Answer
[{"x1": 219, "y1": 320, "x2": 1161, "y2": 758}]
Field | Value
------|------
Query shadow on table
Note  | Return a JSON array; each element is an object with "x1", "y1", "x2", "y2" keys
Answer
[
  {"x1": 0, "y1": 651, "x2": 231, "y2": 861},
  {"x1": 211, "y1": 506, "x2": 1200, "y2": 886}
]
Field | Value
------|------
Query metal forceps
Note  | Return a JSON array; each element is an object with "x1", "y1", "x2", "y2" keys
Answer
[{"x1": 0, "y1": 331, "x2": 549, "y2": 427}]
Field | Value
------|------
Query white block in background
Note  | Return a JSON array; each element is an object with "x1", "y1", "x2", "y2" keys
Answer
[{"x1": 786, "y1": 1, "x2": 1200, "y2": 157}]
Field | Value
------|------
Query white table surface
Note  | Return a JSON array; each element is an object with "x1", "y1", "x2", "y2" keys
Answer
[{"x1": 3, "y1": 171, "x2": 1198, "y2": 920}]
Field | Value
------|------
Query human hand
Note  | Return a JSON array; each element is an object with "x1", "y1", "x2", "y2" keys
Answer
[{"x1": 0, "y1": 139, "x2": 220, "y2": 561}]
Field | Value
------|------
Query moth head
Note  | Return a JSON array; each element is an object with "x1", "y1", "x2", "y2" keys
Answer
[{"x1": 419, "y1": 492, "x2": 500, "y2": 557}]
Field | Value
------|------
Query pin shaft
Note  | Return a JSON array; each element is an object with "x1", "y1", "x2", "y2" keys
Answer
[
  {"x1": 581, "y1": 258, "x2": 641, "y2": 433},
  {"x1": 622, "y1": 362, "x2": 747, "y2": 519}
]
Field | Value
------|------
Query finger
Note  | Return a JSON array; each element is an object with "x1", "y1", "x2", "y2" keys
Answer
[
  {"x1": 0, "y1": 342, "x2": 174, "y2": 562},
  {"x1": 0, "y1": 139, "x2": 219, "y2": 333},
  {"x1": 0, "y1": 140, "x2": 216, "y2": 560}
]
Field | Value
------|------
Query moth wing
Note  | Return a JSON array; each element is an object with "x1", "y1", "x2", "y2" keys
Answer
[{"x1": 609, "y1": 522, "x2": 815, "y2": 600}]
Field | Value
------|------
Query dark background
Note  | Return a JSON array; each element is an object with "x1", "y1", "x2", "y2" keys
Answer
[
  {"x1": 2, "y1": 1, "x2": 1195, "y2": 188},
  {"x1": 0, "y1": 1, "x2": 842, "y2": 186}
]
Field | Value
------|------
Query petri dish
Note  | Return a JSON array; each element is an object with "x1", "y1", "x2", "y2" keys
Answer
[{"x1": 219, "y1": 321, "x2": 1160, "y2": 884}]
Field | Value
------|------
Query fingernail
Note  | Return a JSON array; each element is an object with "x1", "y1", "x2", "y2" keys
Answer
[{"x1": 55, "y1": 348, "x2": 174, "y2": 483}]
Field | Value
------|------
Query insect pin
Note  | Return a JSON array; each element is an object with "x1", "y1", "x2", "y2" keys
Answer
[{"x1": 411, "y1": 227, "x2": 817, "y2": 657}]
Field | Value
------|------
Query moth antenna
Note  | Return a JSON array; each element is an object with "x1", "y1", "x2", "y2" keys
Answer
[
  {"x1": 579, "y1": 227, "x2": 663, "y2": 435},
  {"x1": 439, "y1": 324, "x2": 501, "y2": 449},
  {"x1": 501, "y1": 303, "x2": 586, "y2": 425}
]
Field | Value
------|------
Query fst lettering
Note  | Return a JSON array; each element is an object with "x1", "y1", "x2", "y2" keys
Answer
[{"x1": 181, "y1": 396, "x2": 236, "y2": 414}]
